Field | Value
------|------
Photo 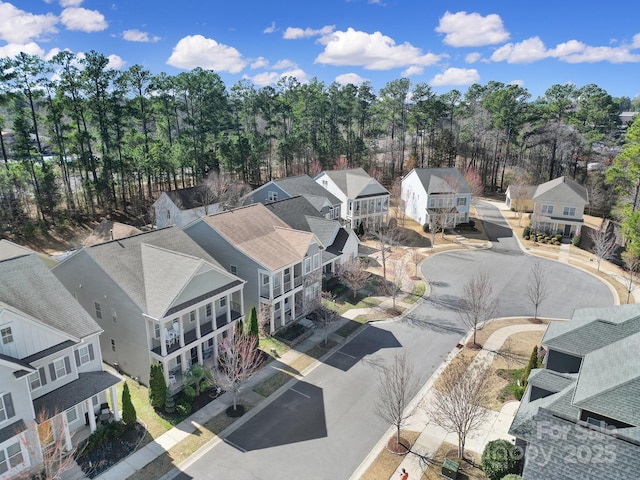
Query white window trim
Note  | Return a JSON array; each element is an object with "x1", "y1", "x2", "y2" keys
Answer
[
  {"x1": 563, "y1": 206, "x2": 576, "y2": 216},
  {"x1": 28, "y1": 371, "x2": 42, "y2": 391},
  {"x1": 77, "y1": 345, "x2": 91, "y2": 366},
  {"x1": 66, "y1": 406, "x2": 78, "y2": 424},
  {"x1": 0, "y1": 327, "x2": 13, "y2": 345},
  {"x1": 541, "y1": 204, "x2": 554, "y2": 215},
  {"x1": 53, "y1": 358, "x2": 68, "y2": 380}
]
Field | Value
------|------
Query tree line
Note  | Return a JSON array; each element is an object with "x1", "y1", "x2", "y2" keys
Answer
[{"x1": 0, "y1": 49, "x2": 638, "y2": 234}]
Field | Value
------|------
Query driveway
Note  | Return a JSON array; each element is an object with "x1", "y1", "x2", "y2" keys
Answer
[{"x1": 173, "y1": 201, "x2": 614, "y2": 480}]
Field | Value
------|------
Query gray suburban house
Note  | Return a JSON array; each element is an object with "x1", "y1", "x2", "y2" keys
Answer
[
  {"x1": 509, "y1": 304, "x2": 640, "y2": 480},
  {"x1": 52, "y1": 227, "x2": 245, "y2": 391}
]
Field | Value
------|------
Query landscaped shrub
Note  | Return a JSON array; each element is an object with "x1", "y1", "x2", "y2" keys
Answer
[
  {"x1": 176, "y1": 398, "x2": 192, "y2": 416},
  {"x1": 554, "y1": 234, "x2": 562, "y2": 242},
  {"x1": 423, "y1": 223, "x2": 430, "y2": 233},
  {"x1": 121, "y1": 382, "x2": 137, "y2": 425},
  {"x1": 182, "y1": 385, "x2": 197, "y2": 403},
  {"x1": 501, "y1": 475, "x2": 522, "y2": 480},
  {"x1": 468, "y1": 219, "x2": 475, "y2": 229},
  {"x1": 82, "y1": 421, "x2": 126, "y2": 454},
  {"x1": 481, "y1": 439, "x2": 522, "y2": 480},
  {"x1": 521, "y1": 346, "x2": 540, "y2": 389},
  {"x1": 522, "y1": 226, "x2": 530, "y2": 238},
  {"x1": 164, "y1": 389, "x2": 175, "y2": 414},
  {"x1": 149, "y1": 364, "x2": 167, "y2": 409},
  {"x1": 524, "y1": 236, "x2": 529, "y2": 241},
  {"x1": 572, "y1": 234, "x2": 581, "y2": 247}
]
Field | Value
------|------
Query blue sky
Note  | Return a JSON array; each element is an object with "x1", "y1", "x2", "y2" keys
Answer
[{"x1": 1, "y1": 0, "x2": 639, "y2": 99}]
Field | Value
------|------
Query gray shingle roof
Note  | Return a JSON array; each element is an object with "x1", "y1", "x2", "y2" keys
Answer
[
  {"x1": 0, "y1": 255, "x2": 101, "y2": 340},
  {"x1": 532, "y1": 176, "x2": 589, "y2": 204},
  {"x1": 83, "y1": 219, "x2": 142, "y2": 246},
  {"x1": 319, "y1": 168, "x2": 389, "y2": 198},
  {"x1": 0, "y1": 239, "x2": 58, "y2": 267},
  {"x1": 272, "y1": 175, "x2": 341, "y2": 206},
  {"x1": 32, "y1": 371, "x2": 121, "y2": 420},
  {"x1": 409, "y1": 167, "x2": 472, "y2": 194},
  {"x1": 572, "y1": 331, "x2": 640, "y2": 425},
  {"x1": 77, "y1": 227, "x2": 231, "y2": 315}
]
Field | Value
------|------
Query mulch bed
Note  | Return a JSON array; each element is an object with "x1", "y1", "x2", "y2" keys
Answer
[
  {"x1": 76, "y1": 422, "x2": 146, "y2": 478},
  {"x1": 386, "y1": 436, "x2": 411, "y2": 455}
]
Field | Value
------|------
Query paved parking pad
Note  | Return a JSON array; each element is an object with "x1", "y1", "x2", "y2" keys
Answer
[{"x1": 224, "y1": 381, "x2": 326, "y2": 452}]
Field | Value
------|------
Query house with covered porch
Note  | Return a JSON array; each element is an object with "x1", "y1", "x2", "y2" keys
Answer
[
  {"x1": 531, "y1": 176, "x2": 589, "y2": 237},
  {"x1": 52, "y1": 227, "x2": 245, "y2": 392},
  {"x1": 184, "y1": 203, "x2": 323, "y2": 334},
  {"x1": 0, "y1": 251, "x2": 120, "y2": 480}
]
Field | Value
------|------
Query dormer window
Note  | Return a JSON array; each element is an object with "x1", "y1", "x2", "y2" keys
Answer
[
  {"x1": 167, "y1": 209, "x2": 171, "y2": 220},
  {"x1": 0, "y1": 327, "x2": 12, "y2": 345},
  {"x1": 268, "y1": 191, "x2": 278, "y2": 202}
]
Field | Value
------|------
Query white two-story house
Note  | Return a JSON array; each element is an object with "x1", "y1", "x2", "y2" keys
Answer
[
  {"x1": 315, "y1": 168, "x2": 389, "y2": 229},
  {"x1": 153, "y1": 185, "x2": 223, "y2": 229},
  {"x1": 531, "y1": 176, "x2": 589, "y2": 237},
  {"x1": 52, "y1": 227, "x2": 245, "y2": 391},
  {"x1": 0, "y1": 251, "x2": 120, "y2": 480},
  {"x1": 401, "y1": 167, "x2": 472, "y2": 228},
  {"x1": 184, "y1": 203, "x2": 323, "y2": 333}
]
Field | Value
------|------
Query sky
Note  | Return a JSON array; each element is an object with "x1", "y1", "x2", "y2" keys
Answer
[{"x1": 1, "y1": 0, "x2": 639, "y2": 100}]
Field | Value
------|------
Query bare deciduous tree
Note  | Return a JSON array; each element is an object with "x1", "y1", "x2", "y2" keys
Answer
[
  {"x1": 458, "y1": 272, "x2": 498, "y2": 347},
  {"x1": 383, "y1": 255, "x2": 408, "y2": 311},
  {"x1": 463, "y1": 166, "x2": 484, "y2": 199},
  {"x1": 201, "y1": 170, "x2": 251, "y2": 212},
  {"x1": 314, "y1": 291, "x2": 339, "y2": 345},
  {"x1": 511, "y1": 175, "x2": 532, "y2": 227},
  {"x1": 428, "y1": 358, "x2": 492, "y2": 460},
  {"x1": 374, "y1": 350, "x2": 420, "y2": 447},
  {"x1": 589, "y1": 224, "x2": 617, "y2": 271},
  {"x1": 527, "y1": 262, "x2": 549, "y2": 320},
  {"x1": 376, "y1": 220, "x2": 406, "y2": 281},
  {"x1": 622, "y1": 249, "x2": 640, "y2": 304},
  {"x1": 19, "y1": 410, "x2": 78, "y2": 480},
  {"x1": 409, "y1": 248, "x2": 423, "y2": 279},
  {"x1": 339, "y1": 258, "x2": 371, "y2": 299},
  {"x1": 214, "y1": 329, "x2": 265, "y2": 412}
]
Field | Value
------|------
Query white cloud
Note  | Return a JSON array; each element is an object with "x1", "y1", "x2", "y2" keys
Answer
[
  {"x1": 283, "y1": 25, "x2": 335, "y2": 40},
  {"x1": 245, "y1": 68, "x2": 308, "y2": 86},
  {"x1": 0, "y1": 42, "x2": 45, "y2": 58},
  {"x1": 492, "y1": 36, "x2": 640, "y2": 64},
  {"x1": 167, "y1": 35, "x2": 247, "y2": 73},
  {"x1": 271, "y1": 59, "x2": 297, "y2": 70},
  {"x1": 465, "y1": 52, "x2": 482, "y2": 64},
  {"x1": 59, "y1": 0, "x2": 83, "y2": 6},
  {"x1": 315, "y1": 28, "x2": 447, "y2": 70},
  {"x1": 263, "y1": 21, "x2": 277, "y2": 34},
  {"x1": 430, "y1": 67, "x2": 480, "y2": 86},
  {"x1": 335, "y1": 72, "x2": 368, "y2": 85},
  {"x1": 509, "y1": 79, "x2": 525, "y2": 87},
  {"x1": 402, "y1": 65, "x2": 423, "y2": 77},
  {"x1": 107, "y1": 54, "x2": 126, "y2": 69},
  {"x1": 633, "y1": 33, "x2": 640, "y2": 49},
  {"x1": 60, "y1": 7, "x2": 108, "y2": 32},
  {"x1": 250, "y1": 57, "x2": 269, "y2": 69},
  {"x1": 0, "y1": 2, "x2": 58, "y2": 43},
  {"x1": 436, "y1": 11, "x2": 509, "y2": 47},
  {"x1": 123, "y1": 29, "x2": 160, "y2": 43}
]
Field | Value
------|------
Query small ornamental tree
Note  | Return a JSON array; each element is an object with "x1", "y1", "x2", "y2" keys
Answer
[
  {"x1": 121, "y1": 381, "x2": 137, "y2": 426},
  {"x1": 521, "y1": 345, "x2": 540, "y2": 389},
  {"x1": 149, "y1": 364, "x2": 167, "y2": 409},
  {"x1": 481, "y1": 439, "x2": 522, "y2": 480}
]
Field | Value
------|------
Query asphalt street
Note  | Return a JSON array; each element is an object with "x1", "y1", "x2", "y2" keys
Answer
[{"x1": 173, "y1": 201, "x2": 614, "y2": 480}]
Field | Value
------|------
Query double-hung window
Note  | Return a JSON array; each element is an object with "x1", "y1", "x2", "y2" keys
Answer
[
  {"x1": 0, "y1": 327, "x2": 13, "y2": 345},
  {"x1": 0, "y1": 442, "x2": 23, "y2": 474},
  {"x1": 563, "y1": 206, "x2": 576, "y2": 216},
  {"x1": 0, "y1": 393, "x2": 15, "y2": 423},
  {"x1": 541, "y1": 204, "x2": 554, "y2": 215}
]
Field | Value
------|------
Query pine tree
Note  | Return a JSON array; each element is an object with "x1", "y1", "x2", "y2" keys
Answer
[
  {"x1": 521, "y1": 345, "x2": 539, "y2": 389},
  {"x1": 149, "y1": 364, "x2": 167, "y2": 409},
  {"x1": 164, "y1": 388, "x2": 175, "y2": 414},
  {"x1": 121, "y1": 382, "x2": 137, "y2": 425}
]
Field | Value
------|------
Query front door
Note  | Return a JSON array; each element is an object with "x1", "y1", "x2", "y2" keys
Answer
[
  {"x1": 563, "y1": 224, "x2": 571, "y2": 237},
  {"x1": 190, "y1": 347, "x2": 198, "y2": 367}
]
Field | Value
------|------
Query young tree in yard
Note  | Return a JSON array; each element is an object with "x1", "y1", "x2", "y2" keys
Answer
[
  {"x1": 458, "y1": 272, "x2": 498, "y2": 347},
  {"x1": 122, "y1": 381, "x2": 137, "y2": 426},
  {"x1": 410, "y1": 248, "x2": 423, "y2": 278},
  {"x1": 428, "y1": 357, "x2": 492, "y2": 460},
  {"x1": 339, "y1": 258, "x2": 371, "y2": 299},
  {"x1": 376, "y1": 220, "x2": 407, "y2": 281},
  {"x1": 464, "y1": 166, "x2": 484, "y2": 199},
  {"x1": 246, "y1": 306, "x2": 260, "y2": 348},
  {"x1": 314, "y1": 292, "x2": 339, "y2": 345},
  {"x1": 20, "y1": 410, "x2": 77, "y2": 480},
  {"x1": 384, "y1": 255, "x2": 409, "y2": 311},
  {"x1": 149, "y1": 364, "x2": 167, "y2": 409},
  {"x1": 527, "y1": 262, "x2": 549, "y2": 320},
  {"x1": 374, "y1": 350, "x2": 420, "y2": 448},
  {"x1": 215, "y1": 330, "x2": 264, "y2": 413},
  {"x1": 589, "y1": 224, "x2": 618, "y2": 272},
  {"x1": 183, "y1": 364, "x2": 213, "y2": 398}
]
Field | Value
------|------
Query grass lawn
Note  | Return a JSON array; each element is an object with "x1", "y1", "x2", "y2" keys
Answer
[
  {"x1": 420, "y1": 442, "x2": 486, "y2": 480},
  {"x1": 331, "y1": 293, "x2": 382, "y2": 315},
  {"x1": 403, "y1": 282, "x2": 426, "y2": 304}
]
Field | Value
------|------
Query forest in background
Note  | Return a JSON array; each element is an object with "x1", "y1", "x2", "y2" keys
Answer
[{"x1": 1, "y1": 50, "x2": 639, "y2": 241}]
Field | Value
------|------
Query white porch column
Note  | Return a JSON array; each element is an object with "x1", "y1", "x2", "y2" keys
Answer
[
  {"x1": 85, "y1": 398, "x2": 97, "y2": 433},
  {"x1": 62, "y1": 416, "x2": 72, "y2": 452},
  {"x1": 160, "y1": 321, "x2": 167, "y2": 356},
  {"x1": 226, "y1": 296, "x2": 231, "y2": 324},
  {"x1": 290, "y1": 294, "x2": 296, "y2": 321},
  {"x1": 110, "y1": 385, "x2": 120, "y2": 421},
  {"x1": 177, "y1": 319, "x2": 184, "y2": 348},
  {"x1": 197, "y1": 343, "x2": 203, "y2": 365},
  {"x1": 195, "y1": 308, "x2": 202, "y2": 339}
]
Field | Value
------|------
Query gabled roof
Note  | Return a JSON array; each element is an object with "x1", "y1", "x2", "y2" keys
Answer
[
  {"x1": 532, "y1": 176, "x2": 588, "y2": 204},
  {"x1": 66, "y1": 227, "x2": 237, "y2": 316},
  {"x1": 0, "y1": 239, "x2": 58, "y2": 267},
  {"x1": 156, "y1": 185, "x2": 216, "y2": 211},
  {"x1": 0, "y1": 254, "x2": 101, "y2": 340},
  {"x1": 543, "y1": 304, "x2": 640, "y2": 356},
  {"x1": 272, "y1": 175, "x2": 341, "y2": 206},
  {"x1": 83, "y1": 219, "x2": 143, "y2": 246},
  {"x1": 263, "y1": 196, "x2": 343, "y2": 249},
  {"x1": 406, "y1": 168, "x2": 472, "y2": 194},
  {"x1": 318, "y1": 168, "x2": 389, "y2": 199},
  {"x1": 201, "y1": 203, "x2": 317, "y2": 271},
  {"x1": 506, "y1": 184, "x2": 536, "y2": 200},
  {"x1": 572, "y1": 331, "x2": 640, "y2": 425}
]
